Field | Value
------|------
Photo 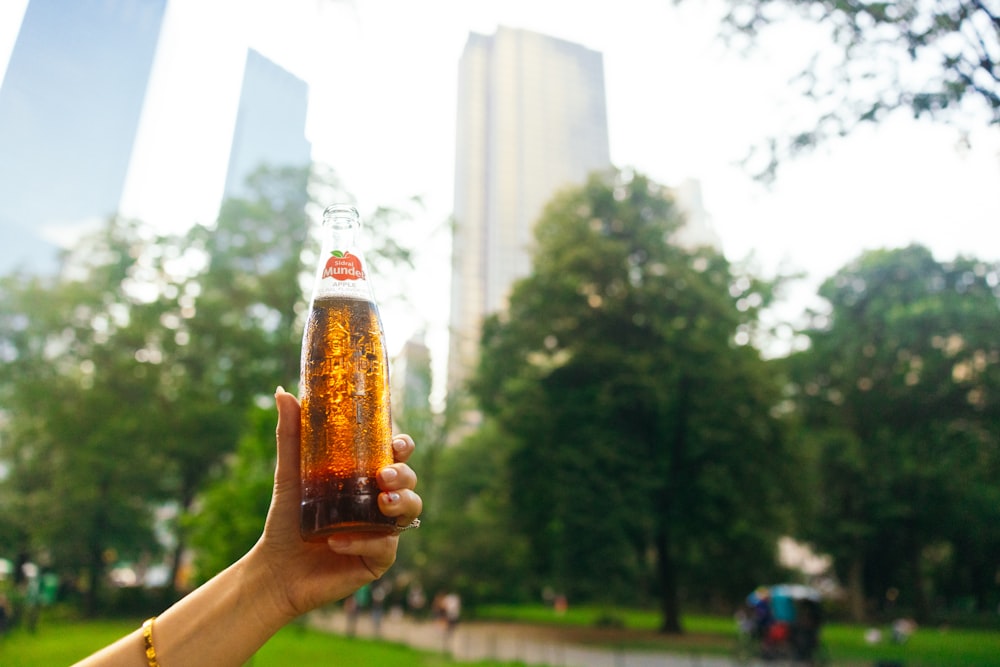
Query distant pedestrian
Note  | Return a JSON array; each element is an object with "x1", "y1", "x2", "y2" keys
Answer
[
  {"x1": 344, "y1": 595, "x2": 359, "y2": 637},
  {"x1": 407, "y1": 583, "x2": 426, "y2": 617},
  {"x1": 442, "y1": 591, "x2": 461, "y2": 633},
  {"x1": 891, "y1": 618, "x2": 917, "y2": 644},
  {"x1": 747, "y1": 586, "x2": 773, "y2": 639},
  {"x1": 371, "y1": 582, "x2": 388, "y2": 637}
]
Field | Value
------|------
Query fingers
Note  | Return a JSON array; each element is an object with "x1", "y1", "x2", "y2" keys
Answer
[
  {"x1": 377, "y1": 463, "x2": 417, "y2": 491},
  {"x1": 378, "y1": 488, "x2": 422, "y2": 523},
  {"x1": 378, "y1": 440, "x2": 421, "y2": 526},
  {"x1": 327, "y1": 532, "x2": 397, "y2": 561},
  {"x1": 377, "y1": 464, "x2": 422, "y2": 524},
  {"x1": 392, "y1": 434, "x2": 415, "y2": 463}
]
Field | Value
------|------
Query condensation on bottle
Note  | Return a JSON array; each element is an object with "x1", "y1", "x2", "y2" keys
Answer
[{"x1": 299, "y1": 204, "x2": 395, "y2": 540}]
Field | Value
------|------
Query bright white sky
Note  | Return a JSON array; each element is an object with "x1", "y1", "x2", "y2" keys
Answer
[{"x1": 2, "y1": 0, "x2": 999, "y2": 376}]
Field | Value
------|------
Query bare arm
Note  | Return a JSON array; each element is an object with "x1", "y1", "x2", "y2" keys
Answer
[{"x1": 74, "y1": 387, "x2": 422, "y2": 666}]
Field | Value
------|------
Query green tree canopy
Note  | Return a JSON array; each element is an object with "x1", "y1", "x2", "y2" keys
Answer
[
  {"x1": 0, "y1": 165, "x2": 417, "y2": 611},
  {"x1": 0, "y1": 218, "x2": 171, "y2": 615},
  {"x1": 786, "y1": 245, "x2": 1000, "y2": 620},
  {"x1": 470, "y1": 169, "x2": 797, "y2": 632}
]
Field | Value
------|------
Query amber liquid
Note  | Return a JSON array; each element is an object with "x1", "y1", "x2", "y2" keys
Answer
[{"x1": 300, "y1": 295, "x2": 395, "y2": 540}]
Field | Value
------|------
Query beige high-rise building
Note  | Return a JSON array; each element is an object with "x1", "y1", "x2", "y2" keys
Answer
[{"x1": 447, "y1": 27, "x2": 611, "y2": 398}]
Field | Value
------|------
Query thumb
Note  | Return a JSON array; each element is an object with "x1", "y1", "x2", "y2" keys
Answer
[{"x1": 274, "y1": 387, "x2": 301, "y2": 493}]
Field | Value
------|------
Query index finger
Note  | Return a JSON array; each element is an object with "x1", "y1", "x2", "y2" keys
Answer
[{"x1": 392, "y1": 434, "x2": 415, "y2": 463}]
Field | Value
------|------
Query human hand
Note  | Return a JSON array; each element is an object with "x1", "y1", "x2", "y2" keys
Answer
[{"x1": 250, "y1": 387, "x2": 422, "y2": 620}]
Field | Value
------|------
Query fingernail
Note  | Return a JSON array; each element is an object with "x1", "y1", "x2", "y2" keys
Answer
[
  {"x1": 383, "y1": 491, "x2": 401, "y2": 504},
  {"x1": 380, "y1": 467, "x2": 398, "y2": 483},
  {"x1": 328, "y1": 536, "x2": 352, "y2": 551},
  {"x1": 393, "y1": 438, "x2": 407, "y2": 452},
  {"x1": 275, "y1": 386, "x2": 285, "y2": 396}
]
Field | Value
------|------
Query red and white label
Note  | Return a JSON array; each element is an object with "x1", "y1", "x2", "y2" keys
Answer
[{"x1": 322, "y1": 251, "x2": 364, "y2": 281}]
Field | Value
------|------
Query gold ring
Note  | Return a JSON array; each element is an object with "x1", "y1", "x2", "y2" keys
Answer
[{"x1": 394, "y1": 518, "x2": 420, "y2": 534}]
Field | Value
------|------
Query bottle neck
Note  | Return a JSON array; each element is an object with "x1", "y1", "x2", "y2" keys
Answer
[{"x1": 311, "y1": 205, "x2": 374, "y2": 302}]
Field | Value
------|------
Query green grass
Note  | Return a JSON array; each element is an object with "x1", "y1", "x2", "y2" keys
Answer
[
  {"x1": 819, "y1": 622, "x2": 1000, "y2": 666},
  {"x1": 0, "y1": 620, "x2": 135, "y2": 666},
  {"x1": 3, "y1": 610, "x2": 999, "y2": 666},
  {"x1": 473, "y1": 603, "x2": 1000, "y2": 666},
  {"x1": 0, "y1": 620, "x2": 526, "y2": 667}
]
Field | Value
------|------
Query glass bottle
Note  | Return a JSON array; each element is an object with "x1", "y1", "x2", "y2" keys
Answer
[{"x1": 299, "y1": 204, "x2": 395, "y2": 540}]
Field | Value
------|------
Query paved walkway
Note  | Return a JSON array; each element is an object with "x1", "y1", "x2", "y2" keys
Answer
[{"x1": 307, "y1": 608, "x2": 738, "y2": 667}]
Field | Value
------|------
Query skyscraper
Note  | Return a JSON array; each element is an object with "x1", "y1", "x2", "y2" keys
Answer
[
  {"x1": 447, "y1": 27, "x2": 612, "y2": 396},
  {"x1": 391, "y1": 333, "x2": 433, "y2": 431},
  {"x1": 0, "y1": 0, "x2": 167, "y2": 273},
  {"x1": 222, "y1": 48, "x2": 312, "y2": 201}
]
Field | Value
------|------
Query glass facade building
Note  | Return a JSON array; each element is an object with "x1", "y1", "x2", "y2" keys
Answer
[
  {"x1": 448, "y1": 27, "x2": 611, "y2": 394},
  {"x1": 0, "y1": 0, "x2": 167, "y2": 273}
]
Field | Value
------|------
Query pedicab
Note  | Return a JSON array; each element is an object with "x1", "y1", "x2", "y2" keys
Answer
[{"x1": 737, "y1": 583, "x2": 827, "y2": 664}]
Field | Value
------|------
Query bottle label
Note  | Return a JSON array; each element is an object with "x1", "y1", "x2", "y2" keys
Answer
[{"x1": 322, "y1": 251, "x2": 365, "y2": 281}]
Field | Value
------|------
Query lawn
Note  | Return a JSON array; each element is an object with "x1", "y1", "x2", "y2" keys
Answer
[
  {"x1": 0, "y1": 619, "x2": 524, "y2": 667},
  {"x1": 2, "y1": 609, "x2": 999, "y2": 666},
  {"x1": 473, "y1": 603, "x2": 1000, "y2": 666}
]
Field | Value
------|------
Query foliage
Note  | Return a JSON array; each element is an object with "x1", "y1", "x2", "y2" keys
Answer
[
  {"x1": 0, "y1": 164, "x2": 418, "y2": 614},
  {"x1": 182, "y1": 403, "x2": 276, "y2": 583},
  {"x1": 416, "y1": 420, "x2": 533, "y2": 605},
  {"x1": 717, "y1": 0, "x2": 1000, "y2": 179},
  {"x1": 785, "y1": 245, "x2": 1000, "y2": 620},
  {"x1": 143, "y1": 166, "x2": 315, "y2": 592},
  {"x1": 468, "y1": 168, "x2": 797, "y2": 632},
  {"x1": 0, "y1": 219, "x2": 173, "y2": 615},
  {"x1": 386, "y1": 339, "x2": 470, "y2": 601}
]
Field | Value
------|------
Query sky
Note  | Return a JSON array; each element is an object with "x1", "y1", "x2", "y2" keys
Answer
[{"x1": 2, "y1": 0, "x2": 999, "y2": 379}]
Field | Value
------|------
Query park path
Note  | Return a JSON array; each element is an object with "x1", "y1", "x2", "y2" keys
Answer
[{"x1": 307, "y1": 608, "x2": 737, "y2": 667}]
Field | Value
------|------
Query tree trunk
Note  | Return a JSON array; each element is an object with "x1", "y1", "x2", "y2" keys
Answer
[
  {"x1": 168, "y1": 538, "x2": 186, "y2": 594},
  {"x1": 168, "y1": 487, "x2": 198, "y2": 597},
  {"x1": 655, "y1": 520, "x2": 683, "y2": 633},
  {"x1": 84, "y1": 480, "x2": 111, "y2": 618},
  {"x1": 911, "y1": 544, "x2": 931, "y2": 622},
  {"x1": 847, "y1": 552, "x2": 866, "y2": 622},
  {"x1": 656, "y1": 373, "x2": 691, "y2": 635},
  {"x1": 84, "y1": 546, "x2": 103, "y2": 618}
]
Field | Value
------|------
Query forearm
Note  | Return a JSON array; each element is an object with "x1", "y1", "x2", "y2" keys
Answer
[
  {"x1": 73, "y1": 545, "x2": 295, "y2": 667},
  {"x1": 70, "y1": 391, "x2": 420, "y2": 666}
]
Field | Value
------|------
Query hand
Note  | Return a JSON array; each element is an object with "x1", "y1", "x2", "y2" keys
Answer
[{"x1": 252, "y1": 387, "x2": 422, "y2": 620}]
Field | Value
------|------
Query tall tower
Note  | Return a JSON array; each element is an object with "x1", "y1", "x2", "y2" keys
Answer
[
  {"x1": 391, "y1": 333, "x2": 433, "y2": 433},
  {"x1": 222, "y1": 48, "x2": 312, "y2": 201},
  {"x1": 448, "y1": 27, "x2": 611, "y2": 396},
  {"x1": 0, "y1": 0, "x2": 167, "y2": 273}
]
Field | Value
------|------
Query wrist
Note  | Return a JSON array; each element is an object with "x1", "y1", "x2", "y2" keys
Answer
[{"x1": 240, "y1": 543, "x2": 302, "y2": 628}]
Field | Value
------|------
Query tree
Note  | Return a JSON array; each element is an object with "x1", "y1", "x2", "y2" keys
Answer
[
  {"x1": 0, "y1": 218, "x2": 172, "y2": 615},
  {"x1": 717, "y1": 0, "x2": 1000, "y2": 179},
  {"x1": 0, "y1": 162, "x2": 422, "y2": 612},
  {"x1": 470, "y1": 169, "x2": 797, "y2": 632},
  {"x1": 417, "y1": 421, "x2": 534, "y2": 604},
  {"x1": 117, "y1": 165, "x2": 319, "y2": 594},
  {"x1": 786, "y1": 245, "x2": 1000, "y2": 621},
  {"x1": 183, "y1": 403, "x2": 277, "y2": 582}
]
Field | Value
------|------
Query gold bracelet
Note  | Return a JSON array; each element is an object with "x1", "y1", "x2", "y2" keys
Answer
[{"x1": 141, "y1": 617, "x2": 161, "y2": 667}]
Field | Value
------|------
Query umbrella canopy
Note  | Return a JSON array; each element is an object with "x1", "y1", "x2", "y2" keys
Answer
[{"x1": 769, "y1": 583, "x2": 822, "y2": 601}]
